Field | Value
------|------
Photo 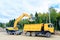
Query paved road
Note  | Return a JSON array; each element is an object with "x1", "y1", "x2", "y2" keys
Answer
[{"x1": 0, "y1": 32, "x2": 60, "y2": 40}]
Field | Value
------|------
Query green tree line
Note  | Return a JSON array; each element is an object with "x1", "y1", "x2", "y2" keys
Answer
[{"x1": 0, "y1": 7, "x2": 60, "y2": 30}]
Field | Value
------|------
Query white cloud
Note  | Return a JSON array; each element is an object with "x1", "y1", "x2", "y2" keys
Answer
[
  {"x1": 22, "y1": 0, "x2": 60, "y2": 13},
  {"x1": 0, "y1": 0, "x2": 60, "y2": 23}
]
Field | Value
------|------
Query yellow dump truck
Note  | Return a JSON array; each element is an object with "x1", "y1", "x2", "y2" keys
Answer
[{"x1": 23, "y1": 23, "x2": 54, "y2": 37}]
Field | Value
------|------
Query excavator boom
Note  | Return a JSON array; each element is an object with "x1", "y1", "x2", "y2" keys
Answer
[{"x1": 13, "y1": 13, "x2": 31, "y2": 30}]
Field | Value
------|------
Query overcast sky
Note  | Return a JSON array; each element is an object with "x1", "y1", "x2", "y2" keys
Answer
[{"x1": 0, "y1": 0, "x2": 60, "y2": 23}]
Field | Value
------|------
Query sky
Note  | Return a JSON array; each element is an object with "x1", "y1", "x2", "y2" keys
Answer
[{"x1": 0, "y1": 0, "x2": 60, "y2": 23}]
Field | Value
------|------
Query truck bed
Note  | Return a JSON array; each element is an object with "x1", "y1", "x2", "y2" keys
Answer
[{"x1": 23, "y1": 24, "x2": 43, "y2": 31}]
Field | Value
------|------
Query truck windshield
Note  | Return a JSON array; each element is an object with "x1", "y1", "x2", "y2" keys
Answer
[{"x1": 48, "y1": 24, "x2": 53, "y2": 27}]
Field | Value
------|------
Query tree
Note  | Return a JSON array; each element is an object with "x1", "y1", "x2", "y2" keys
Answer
[
  {"x1": 38, "y1": 12, "x2": 49, "y2": 23},
  {"x1": 38, "y1": 13, "x2": 43, "y2": 23},
  {"x1": 6, "y1": 19, "x2": 15, "y2": 27},
  {"x1": 49, "y1": 7, "x2": 57, "y2": 23},
  {"x1": 29, "y1": 14, "x2": 35, "y2": 24},
  {"x1": 30, "y1": 14, "x2": 33, "y2": 17},
  {"x1": 56, "y1": 12, "x2": 60, "y2": 30},
  {"x1": 0, "y1": 23, "x2": 5, "y2": 28},
  {"x1": 35, "y1": 12, "x2": 40, "y2": 23},
  {"x1": 49, "y1": 7, "x2": 57, "y2": 30}
]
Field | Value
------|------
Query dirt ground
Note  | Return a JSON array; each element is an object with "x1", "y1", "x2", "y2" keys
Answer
[{"x1": 0, "y1": 32, "x2": 60, "y2": 40}]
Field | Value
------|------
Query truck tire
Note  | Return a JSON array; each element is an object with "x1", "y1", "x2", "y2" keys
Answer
[
  {"x1": 25, "y1": 32, "x2": 30, "y2": 36},
  {"x1": 31, "y1": 32, "x2": 35, "y2": 37},
  {"x1": 8, "y1": 32, "x2": 12, "y2": 35},
  {"x1": 45, "y1": 32, "x2": 51, "y2": 38},
  {"x1": 6, "y1": 29, "x2": 14, "y2": 35}
]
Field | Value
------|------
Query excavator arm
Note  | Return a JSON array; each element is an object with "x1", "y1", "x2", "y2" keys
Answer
[
  {"x1": 6, "y1": 13, "x2": 31, "y2": 31},
  {"x1": 13, "y1": 13, "x2": 31, "y2": 30}
]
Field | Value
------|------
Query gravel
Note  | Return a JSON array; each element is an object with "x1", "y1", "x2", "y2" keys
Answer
[{"x1": 0, "y1": 32, "x2": 60, "y2": 40}]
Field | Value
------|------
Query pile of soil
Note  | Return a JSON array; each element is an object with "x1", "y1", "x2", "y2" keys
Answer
[
  {"x1": 0, "y1": 27, "x2": 6, "y2": 32},
  {"x1": 55, "y1": 30, "x2": 60, "y2": 35}
]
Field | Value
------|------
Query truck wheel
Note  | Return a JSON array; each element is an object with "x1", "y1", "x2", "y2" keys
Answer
[
  {"x1": 8, "y1": 32, "x2": 12, "y2": 35},
  {"x1": 25, "y1": 32, "x2": 30, "y2": 36},
  {"x1": 31, "y1": 32, "x2": 35, "y2": 37},
  {"x1": 45, "y1": 32, "x2": 51, "y2": 38}
]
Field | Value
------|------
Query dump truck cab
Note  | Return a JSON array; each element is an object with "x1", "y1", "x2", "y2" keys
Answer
[{"x1": 44, "y1": 23, "x2": 54, "y2": 34}]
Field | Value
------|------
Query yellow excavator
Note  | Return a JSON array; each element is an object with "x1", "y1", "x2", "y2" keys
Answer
[{"x1": 6, "y1": 13, "x2": 31, "y2": 35}]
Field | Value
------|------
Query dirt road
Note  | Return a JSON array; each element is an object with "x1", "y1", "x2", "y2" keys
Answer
[{"x1": 0, "y1": 32, "x2": 60, "y2": 40}]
